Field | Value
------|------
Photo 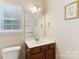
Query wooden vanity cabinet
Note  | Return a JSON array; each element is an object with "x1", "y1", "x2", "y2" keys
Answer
[
  {"x1": 46, "y1": 47, "x2": 55, "y2": 59},
  {"x1": 25, "y1": 43, "x2": 55, "y2": 59},
  {"x1": 31, "y1": 52, "x2": 45, "y2": 59}
]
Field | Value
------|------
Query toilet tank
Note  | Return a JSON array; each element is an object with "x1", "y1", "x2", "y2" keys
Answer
[{"x1": 2, "y1": 46, "x2": 21, "y2": 59}]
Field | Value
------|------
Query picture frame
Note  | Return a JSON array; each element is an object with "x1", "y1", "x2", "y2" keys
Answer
[{"x1": 65, "y1": 1, "x2": 79, "y2": 20}]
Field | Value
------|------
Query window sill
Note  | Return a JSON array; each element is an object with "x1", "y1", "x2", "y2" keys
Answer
[{"x1": 0, "y1": 30, "x2": 24, "y2": 34}]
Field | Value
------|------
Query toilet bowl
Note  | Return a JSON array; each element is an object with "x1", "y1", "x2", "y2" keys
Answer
[{"x1": 2, "y1": 46, "x2": 21, "y2": 59}]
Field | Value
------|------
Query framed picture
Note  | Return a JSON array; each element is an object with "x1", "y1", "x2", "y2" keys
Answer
[{"x1": 65, "y1": 1, "x2": 79, "y2": 20}]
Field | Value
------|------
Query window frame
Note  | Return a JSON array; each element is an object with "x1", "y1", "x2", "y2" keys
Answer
[{"x1": 0, "y1": 3, "x2": 23, "y2": 33}]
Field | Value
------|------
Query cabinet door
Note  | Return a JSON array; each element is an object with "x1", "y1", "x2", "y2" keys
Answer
[
  {"x1": 31, "y1": 52, "x2": 45, "y2": 59},
  {"x1": 46, "y1": 48, "x2": 55, "y2": 59}
]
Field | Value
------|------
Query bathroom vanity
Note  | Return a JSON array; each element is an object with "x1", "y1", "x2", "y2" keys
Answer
[{"x1": 25, "y1": 38, "x2": 55, "y2": 59}]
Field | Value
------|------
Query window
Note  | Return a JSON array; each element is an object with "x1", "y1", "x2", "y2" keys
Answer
[{"x1": 0, "y1": 4, "x2": 22, "y2": 32}]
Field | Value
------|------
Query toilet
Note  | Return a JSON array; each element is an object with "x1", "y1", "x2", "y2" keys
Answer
[{"x1": 2, "y1": 46, "x2": 21, "y2": 59}]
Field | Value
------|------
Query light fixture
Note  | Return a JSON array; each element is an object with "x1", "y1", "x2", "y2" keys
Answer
[{"x1": 31, "y1": 5, "x2": 41, "y2": 13}]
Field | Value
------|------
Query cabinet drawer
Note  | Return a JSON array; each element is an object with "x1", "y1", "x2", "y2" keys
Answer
[
  {"x1": 49, "y1": 43, "x2": 55, "y2": 49},
  {"x1": 30, "y1": 47, "x2": 41, "y2": 54},
  {"x1": 41, "y1": 45, "x2": 49, "y2": 51}
]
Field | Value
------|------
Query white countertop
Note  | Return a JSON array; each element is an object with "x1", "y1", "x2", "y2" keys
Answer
[{"x1": 25, "y1": 38, "x2": 55, "y2": 48}]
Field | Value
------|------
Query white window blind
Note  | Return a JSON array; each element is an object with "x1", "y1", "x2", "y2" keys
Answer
[{"x1": 0, "y1": 4, "x2": 22, "y2": 32}]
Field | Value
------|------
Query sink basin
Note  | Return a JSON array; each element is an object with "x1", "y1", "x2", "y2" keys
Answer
[{"x1": 25, "y1": 38, "x2": 55, "y2": 48}]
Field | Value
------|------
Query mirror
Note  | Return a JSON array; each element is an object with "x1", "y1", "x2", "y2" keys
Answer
[{"x1": 24, "y1": 11, "x2": 45, "y2": 39}]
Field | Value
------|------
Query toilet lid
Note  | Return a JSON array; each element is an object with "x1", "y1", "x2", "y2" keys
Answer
[{"x1": 2, "y1": 46, "x2": 21, "y2": 52}]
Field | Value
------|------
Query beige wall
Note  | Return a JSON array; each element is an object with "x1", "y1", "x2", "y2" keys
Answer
[{"x1": 46, "y1": 0, "x2": 79, "y2": 59}]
